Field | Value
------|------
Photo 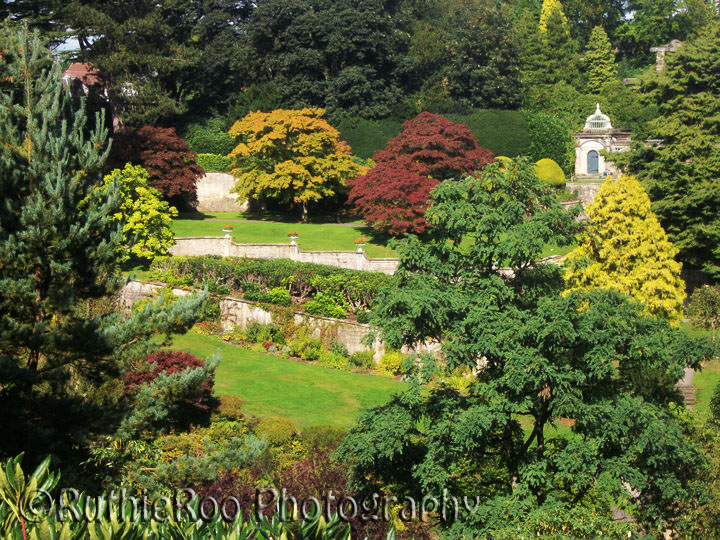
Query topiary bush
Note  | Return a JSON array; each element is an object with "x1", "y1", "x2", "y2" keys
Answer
[
  {"x1": 534, "y1": 158, "x2": 566, "y2": 187},
  {"x1": 525, "y1": 110, "x2": 575, "y2": 174},
  {"x1": 183, "y1": 117, "x2": 236, "y2": 155},
  {"x1": 254, "y1": 416, "x2": 297, "y2": 446}
]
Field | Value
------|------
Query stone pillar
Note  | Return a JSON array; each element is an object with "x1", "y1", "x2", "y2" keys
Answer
[
  {"x1": 356, "y1": 247, "x2": 365, "y2": 271},
  {"x1": 290, "y1": 242, "x2": 300, "y2": 261},
  {"x1": 223, "y1": 234, "x2": 231, "y2": 257}
]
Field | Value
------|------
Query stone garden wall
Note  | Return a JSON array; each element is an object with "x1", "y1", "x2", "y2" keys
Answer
[
  {"x1": 196, "y1": 173, "x2": 249, "y2": 213},
  {"x1": 119, "y1": 280, "x2": 389, "y2": 361},
  {"x1": 170, "y1": 237, "x2": 400, "y2": 274},
  {"x1": 566, "y1": 182, "x2": 603, "y2": 208}
]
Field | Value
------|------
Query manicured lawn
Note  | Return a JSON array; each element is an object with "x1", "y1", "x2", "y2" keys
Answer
[
  {"x1": 173, "y1": 216, "x2": 576, "y2": 261},
  {"x1": 169, "y1": 333, "x2": 405, "y2": 428},
  {"x1": 172, "y1": 218, "x2": 396, "y2": 258}
]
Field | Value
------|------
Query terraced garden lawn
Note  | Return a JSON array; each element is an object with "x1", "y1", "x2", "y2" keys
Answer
[
  {"x1": 169, "y1": 333, "x2": 405, "y2": 428},
  {"x1": 694, "y1": 358, "x2": 720, "y2": 419},
  {"x1": 172, "y1": 216, "x2": 576, "y2": 261},
  {"x1": 172, "y1": 218, "x2": 396, "y2": 258}
]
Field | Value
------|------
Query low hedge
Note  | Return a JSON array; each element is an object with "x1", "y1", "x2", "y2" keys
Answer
[{"x1": 150, "y1": 256, "x2": 391, "y2": 311}]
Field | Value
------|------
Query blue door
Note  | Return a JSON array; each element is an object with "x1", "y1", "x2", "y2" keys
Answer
[{"x1": 588, "y1": 150, "x2": 599, "y2": 175}]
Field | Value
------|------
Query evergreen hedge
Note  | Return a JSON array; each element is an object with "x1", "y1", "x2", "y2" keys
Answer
[
  {"x1": 196, "y1": 153, "x2": 234, "y2": 173},
  {"x1": 338, "y1": 109, "x2": 529, "y2": 160}
]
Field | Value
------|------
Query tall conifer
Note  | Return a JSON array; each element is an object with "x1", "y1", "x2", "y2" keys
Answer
[
  {"x1": 0, "y1": 23, "x2": 204, "y2": 468},
  {"x1": 564, "y1": 176, "x2": 686, "y2": 322},
  {"x1": 584, "y1": 26, "x2": 617, "y2": 94}
]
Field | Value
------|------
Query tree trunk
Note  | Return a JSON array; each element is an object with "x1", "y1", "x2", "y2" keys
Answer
[{"x1": 301, "y1": 202, "x2": 308, "y2": 222}]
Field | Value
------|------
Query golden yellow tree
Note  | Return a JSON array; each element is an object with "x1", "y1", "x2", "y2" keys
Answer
[
  {"x1": 228, "y1": 108, "x2": 368, "y2": 220},
  {"x1": 539, "y1": 0, "x2": 568, "y2": 33},
  {"x1": 564, "y1": 176, "x2": 686, "y2": 322}
]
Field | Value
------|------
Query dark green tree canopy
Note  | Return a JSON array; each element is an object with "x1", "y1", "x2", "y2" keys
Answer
[
  {"x1": 337, "y1": 159, "x2": 712, "y2": 536},
  {"x1": 63, "y1": 0, "x2": 253, "y2": 126},
  {"x1": 247, "y1": 0, "x2": 412, "y2": 119},
  {"x1": 0, "y1": 23, "x2": 204, "y2": 477},
  {"x1": 522, "y1": 6, "x2": 582, "y2": 89},
  {"x1": 616, "y1": 19, "x2": 720, "y2": 278},
  {"x1": 443, "y1": 2, "x2": 523, "y2": 109}
]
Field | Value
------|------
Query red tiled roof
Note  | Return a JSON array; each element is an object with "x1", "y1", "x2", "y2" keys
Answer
[{"x1": 62, "y1": 62, "x2": 103, "y2": 86}]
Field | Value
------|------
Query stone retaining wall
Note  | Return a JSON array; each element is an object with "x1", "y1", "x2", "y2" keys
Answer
[
  {"x1": 196, "y1": 173, "x2": 249, "y2": 213},
  {"x1": 119, "y1": 280, "x2": 387, "y2": 360},
  {"x1": 566, "y1": 182, "x2": 603, "y2": 208},
  {"x1": 170, "y1": 237, "x2": 400, "y2": 274}
]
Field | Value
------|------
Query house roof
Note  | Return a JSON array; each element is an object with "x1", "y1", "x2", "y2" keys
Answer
[{"x1": 62, "y1": 62, "x2": 103, "y2": 87}]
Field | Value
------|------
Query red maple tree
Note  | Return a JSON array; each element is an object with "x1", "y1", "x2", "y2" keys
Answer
[
  {"x1": 348, "y1": 112, "x2": 493, "y2": 235},
  {"x1": 109, "y1": 126, "x2": 204, "y2": 205}
]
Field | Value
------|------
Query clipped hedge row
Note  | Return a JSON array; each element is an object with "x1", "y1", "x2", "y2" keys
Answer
[
  {"x1": 196, "y1": 153, "x2": 234, "y2": 173},
  {"x1": 337, "y1": 109, "x2": 529, "y2": 160},
  {"x1": 150, "y1": 256, "x2": 391, "y2": 310}
]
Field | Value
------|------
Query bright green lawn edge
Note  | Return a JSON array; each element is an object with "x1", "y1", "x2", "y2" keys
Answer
[{"x1": 169, "y1": 333, "x2": 405, "y2": 428}]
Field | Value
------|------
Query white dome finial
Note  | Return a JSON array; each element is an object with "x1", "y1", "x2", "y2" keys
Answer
[{"x1": 584, "y1": 104, "x2": 612, "y2": 131}]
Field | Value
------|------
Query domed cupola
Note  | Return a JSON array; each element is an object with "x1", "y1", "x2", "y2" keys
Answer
[{"x1": 583, "y1": 103, "x2": 613, "y2": 131}]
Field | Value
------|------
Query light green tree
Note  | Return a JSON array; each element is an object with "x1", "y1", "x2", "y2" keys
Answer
[
  {"x1": 539, "y1": 0, "x2": 568, "y2": 33},
  {"x1": 98, "y1": 164, "x2": 178, "y2": 263},
  {"x1": 687, "y1": 285, "x2": 720, "y2": 342},
  {"x1": 585, "y1": 26, "x2": 617, "y2": 94},
  {"x1": 564, "y1": 175, "x2": 686, "y2": 322}
]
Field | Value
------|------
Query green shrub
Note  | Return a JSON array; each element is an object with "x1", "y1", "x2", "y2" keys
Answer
[
  {"x1": 299, "y1": 425, "x2": 348, "y2": 450},
  {"x1": 245, "y1": 322, "x2": 285, "y2": 344},
  {"x1": 268, "y1": 286, "x2": 292, "y2": 307},
  {"x1": 288, "y1": 334, "x2": 323, "y2": 360},
  {"x1": 329, "y1": 339, "x2": 349, "y2": 358},
  {"x1": 711, "y1": 381, "x2": 720, "y2": 422},
  {"x1": 150, "y1": 256, "x2": 390, "y2": 311},
  {"x1": 317, "y1": 350, "x2": 348, "y2": 370},
  {"x1": 255, "y1": 416, "x2": 297, "y2": 445},
  {"x1": 197, "y1": 299, "x2": 221, "y2": 322},
  {"x1": 379, "y1": 349, "x2": 404, "y2": 375},
  {"x1": 183, "y1": 117, "x2": 236, "y2": 155},
  {"x1": 355, "y1": 310, "x2": 371, "y2": 324},
  {"x1": 300, "y1": 346, "x2": 321, "y2": 361},
  {"x1": 249, "y1": 343, "x2": 268, "y2": 353},
  {"x1": 348, "y1": 350, "x2": 375, "y2": 370},
  {"x1": 534, "y1": 159, "x2": 566, "y2": 187},
  {"x1": 305, "y1": 292, "x2": 349, "y2": 319},
  {"x1": 222, "y1": 325, "x2": 246, "y2": 344},
  {"x1": 190, "y1": 320, "x2": 219, "y2": 336},
  {"x1": 525, "y1": 110, "x2": 575, "y2": 174},
  {"x1": 196, "y1": 153, "x2": 233, "y2": 173},
  {"x1": 215, "y1": 395, "x2": 245, "y2": 422}
]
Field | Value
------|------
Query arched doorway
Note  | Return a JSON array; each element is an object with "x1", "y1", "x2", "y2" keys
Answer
[{"x1": 587, "y1": 150, "x2": 599, "y2": 175}]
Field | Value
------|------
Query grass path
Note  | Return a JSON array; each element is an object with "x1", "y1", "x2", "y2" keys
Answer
[{"x1": 169, "y1": 333, "x2": 405, "y2": 428}]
